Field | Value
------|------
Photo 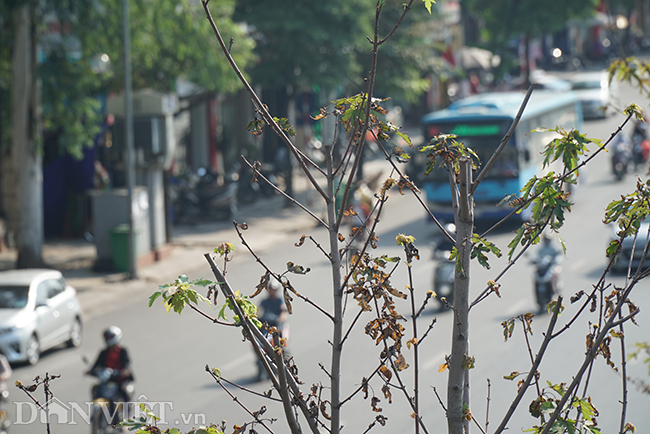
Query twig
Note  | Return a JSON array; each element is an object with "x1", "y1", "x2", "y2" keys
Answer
[
  {"x1": 204, "y1": 254, "x2": 322, "y2": 434},
  {"x1": 539, "y1": 277, "x2": 641, "y2": 434},
  {"x1": 610, "y1": 307, "x2": 640, "y2": 328},
  {"x1": 242, "y1": 156, "x2": 328, "y2": 229},
  {"x1": 188, "y1": 303, "x2": 236, "y2": 326},
  {"x1": 480, "y1": 111, "x2": 634, "y2": 240},
  {"x1": 432, "y1": 386, "x2": 447, "y2": 412},
  {"x1": 618, "y1": 298, "x2": 629, "y2": 434},
  {"x1": 370, "y1": 291, "x2": 430, "y2": 434},
  {"x1": 233, "y1": 223, "x2": 335, "y2": 322},
  {"x1": 494, "y1": 297, "x2": 563, "y2": 434},
  {"x1": 520, "y1": 315, "x2": 544, "y2": 400},
  {"x1": 485, "y1": 379, "x2": 491, "y2": 434},
  {"x1": 308, "y1": 235, "x2": 332, "y2": 261},
  {"x1": 471, "y1": 212, "x2": 555, "y2": 309},
  {"x1": 341, "y1": 308, "x2": 364, "y2": 345},
  {"x1": 217, "y1": 375, "x2": 282, "y2": 402},
  {"x1": 415, "y1": 290, "x2": 434, "y2": 319},
  {"x1": 200, "y1": 1, "x2": 329, "y2": 201},
  {"x1": 273, "y1": 332, "x2": 303, "y2": 434},
  {"x1": 472, "y1": 84, "x2": 535, "y2": 194},
  {"x1": 318, "y1": 363, "x2": 332, "y2": 380},
  {"x1": 376, "y1": 140, "x2": 455, "y2": 245},
  {"x1": 417, "y1": 317, "x2": 437, "y2": 345},
  {"x1": 406, "y1": 254, "x2": 420, "y2": 434},
  {"x1": 206, "y1": 365, "x2": 276, "y2": 434},
  {"x1": 377, "y1": 0, "x2": 414, "y2": 45},
  {"x1": 338, "y1": 363, "x2": 384, "y2": 407},
  {"x1": 435, "y1": 381, "x2": 488, "y2": 434}
]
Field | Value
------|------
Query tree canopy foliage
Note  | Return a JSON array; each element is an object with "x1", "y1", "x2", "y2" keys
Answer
[
  {"x1": 0, "y1": 0, "x2": 254, "y2": 157},
  {"x1": 233, "y1": 0, "x2": 373, "y2": 92},
  {"x1": 464, "y1": 0, "x2": 598, "y2": 49}
]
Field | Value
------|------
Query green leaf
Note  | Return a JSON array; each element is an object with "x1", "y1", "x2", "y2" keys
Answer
[
  {"x1": 192, "y1": 279, "x2": 216, "y2": 287},
  {"x1": 422, "y1": 0, "x2": 435, "y2": 13},
  {"x1": 394, "y1": 130, "x2": 413, "y2": 147},
  {"x1": 218, "y1": 304, "x2": 229, "y2": 321},
  {"x1": 148, "y1": 292, "x2": 162, "y2": 308},
  {"x1": 576, "y1": 397, "x2": 597, "y2": 420}
]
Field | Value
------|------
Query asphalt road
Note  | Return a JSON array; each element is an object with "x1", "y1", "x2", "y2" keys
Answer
[{"x1": 7, "y1": 76, "x2": 650, "y2": 434}]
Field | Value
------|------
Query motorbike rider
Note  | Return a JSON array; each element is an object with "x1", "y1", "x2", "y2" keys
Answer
[
  {"x1": 259, "y1": 280, "x2": 288, "y2": 333},
  {"x1": 0, "y1": 354, "x2": 10, "y2": 432},
  {"x1": 87, "y1": 326, "x2": 134, "y2": 404},
  {"x1": 631, "y1": 118, "x2": 650, "y2": 168},
  {"x1": 256, "y1": 279, "x2": 289, "y2": 381},
  {"x1": 532, "y1": 233, "x2": 563, "y2": 311},
  {"x1": 536, "y1": 233, "x2": 561, "y2": 263}
]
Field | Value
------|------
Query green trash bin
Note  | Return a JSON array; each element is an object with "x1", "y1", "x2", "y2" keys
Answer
[{"x1": 110, "y1": 224, "x2": 136, "y2": 272}]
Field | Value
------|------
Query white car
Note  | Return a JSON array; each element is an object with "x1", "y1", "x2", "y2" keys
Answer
[
  {"x1": 0, "y1": 269, "x2": 83, "y2": 365},
  {"x1": 570, "y1": 71, "x2": 617, "y2": 119}
]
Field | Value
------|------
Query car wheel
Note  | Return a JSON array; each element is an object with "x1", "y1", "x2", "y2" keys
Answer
[
  {"x1": 67, "y1": 318, "x2": 82, "y2": 348},
  {"x1": 26, "y1": 335, "x2": 40, "y2": 365}
]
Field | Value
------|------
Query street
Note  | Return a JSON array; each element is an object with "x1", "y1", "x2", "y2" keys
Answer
[{"x1": 7, "y1": 76, "x2": 650, "y2": 434}]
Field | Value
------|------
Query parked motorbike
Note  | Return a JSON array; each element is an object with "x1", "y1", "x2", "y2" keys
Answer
[
  {"x1": 88, "y1": 367, "x2": 134, "y2": 434},
  {"x1": 170, "y1": 167, "x2": 238, "y2": 223},
  {"x1": 532, "y1": 254, "x2": 562, "y2": 312},
  {"x1": 195, "y1": 167, "x2": 239, "y2": 218},
  {"x1": 611, "y1": 133, "x2": 632, "y2": 181}
]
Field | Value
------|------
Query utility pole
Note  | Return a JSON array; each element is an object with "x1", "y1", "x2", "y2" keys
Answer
[{"x1": 122, "y1": 0, "x2": 137, "y2": 279}]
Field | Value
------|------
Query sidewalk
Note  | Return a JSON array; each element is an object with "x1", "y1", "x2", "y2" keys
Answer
[{"x1": 0, "y1": 173, "x2": 324, "y2": 319}]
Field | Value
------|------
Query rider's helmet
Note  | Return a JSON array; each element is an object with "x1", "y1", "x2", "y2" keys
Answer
[
  {"x1": 103, "y1": 326, "x2": 123, "y2": 346},
  {"x1": 268, "y1": 279, "x2": 282, "y2": 295},
  {"x1": 541, "y1": 232, "x2": 552, "y2": 246}
]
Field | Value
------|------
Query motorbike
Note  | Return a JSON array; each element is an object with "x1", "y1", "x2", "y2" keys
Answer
[
  {"x1": 611, "y1": 133, "x2": 632, "y2": 181},
  {"x1": 431, "y1": 223, "x2": 457, "y2": 310},
  {"x1": 532, "y1": 254, "x2": 562, "y2": 312},
  {"x1": 631, "y1": 123, "x2": 650, "y2": 170},
  {"x1": 195, "y1": 167, "x2": 239, "y2": 219},
  {"x1": 255, "y1": 315, "x2": 290, "y2": 382},
  {"x1": 432, "y1": 249, "x2": 455, "y2": 309},
  {"x1": 0, "y1": 390, "x2": 9, "y2": 434},
  {"x1": 170, "y1": 167, "x2": 238, "y2": 223},
  {"x1": 88, "y1": 367, "x2": 134, "y2": 434}
]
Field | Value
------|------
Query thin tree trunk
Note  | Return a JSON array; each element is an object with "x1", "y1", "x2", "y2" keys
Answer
[
  {"x1": 11, "y1": 4, "x2": 44, "y2": 269},
  {"x1": 326, "y1": 144, "x2": 343, "y2": 434},
  {"x1": 447, "y1": 158, "x2": 473, "y2": 434}
]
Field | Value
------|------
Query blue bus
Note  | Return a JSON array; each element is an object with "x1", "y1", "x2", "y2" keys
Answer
[{"x1": 418, "y1": 91, "x2": 583, "y2": 221}]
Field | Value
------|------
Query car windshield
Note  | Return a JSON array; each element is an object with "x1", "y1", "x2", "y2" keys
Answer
[
  {"x1": 0, "y1": 286, "x2": 29, "y2": 308},
  {"x1": 571, "y1": 81, "x2": 601, "y2": 90}
]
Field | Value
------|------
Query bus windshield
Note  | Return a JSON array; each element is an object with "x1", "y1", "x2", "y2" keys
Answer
[{"x1": 425, "y1": 121, "x2": 517, "y2": 181}]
